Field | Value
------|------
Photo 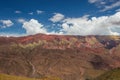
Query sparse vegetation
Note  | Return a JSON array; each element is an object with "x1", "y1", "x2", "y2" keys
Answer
[
  {"x1": 94, "y1": 68, "x2": 120, "y2": 80},
  {"x1": 0, "y1": 73, "x2": 61, "y2": 80}
]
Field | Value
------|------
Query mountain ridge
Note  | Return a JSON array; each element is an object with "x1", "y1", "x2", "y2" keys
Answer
[
  {"x1": 0, "y1": 34, "x2": 120, "y2": 80},
  {"x1": 0, "y1": 34, "x2": 120, "y2": 49}
]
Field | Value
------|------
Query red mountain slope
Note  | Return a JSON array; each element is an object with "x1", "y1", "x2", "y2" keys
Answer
[{"x1": 0, "y1": 34, "x2": 120, "y2": 80}]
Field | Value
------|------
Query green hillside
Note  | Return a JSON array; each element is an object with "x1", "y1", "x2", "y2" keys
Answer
[{"x1": 0, "y1": 73, "x2": 61, "y2": 80}]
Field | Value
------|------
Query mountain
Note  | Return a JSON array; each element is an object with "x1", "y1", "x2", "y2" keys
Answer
[{"x1": 0, "y1": 34, "x2": 120, "y2": 80}]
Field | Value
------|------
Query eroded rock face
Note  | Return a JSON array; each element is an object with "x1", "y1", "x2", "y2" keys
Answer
[
  {"x1": 0, "y1": 34, "x2": 120, "y2": 80},
  {"x1": 90, "y1": 55, "x2": 111, "y2": 70}
]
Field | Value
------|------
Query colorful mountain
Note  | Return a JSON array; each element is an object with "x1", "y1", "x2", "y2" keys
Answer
[{"x1": 0, "y1": 34, "x2": 120, "y2": 80}]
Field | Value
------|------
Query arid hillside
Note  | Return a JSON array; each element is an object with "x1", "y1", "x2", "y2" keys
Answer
[{"x1": 0, "y1": 34, "x2": 120, "y2": 80}]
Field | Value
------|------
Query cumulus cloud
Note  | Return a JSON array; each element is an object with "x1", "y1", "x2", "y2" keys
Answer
[
  {"x1": 18, "y1": 12, "x2": 120, "y2": 36},
  {"x1": 18, "y1": 18, "x2": 62, "y2": 35},
  {"x1": 49, "y1": 13, "x2": 65, "y2": 23},
  {"x1": 2, "y1": 12, "x2": 120, "y2": 36},
  {"x1": 0, "y1": 20, "x2": 14, "y2": 28},
  {"x1": 22, "y1": 19, "x2": 47, "y2": 35},
  {"x1": 37, "y1": 10, "x2": 44, "y2": 14},
  {"x1": 60, "y1": 12, "x2": 120, "y2": 35}
]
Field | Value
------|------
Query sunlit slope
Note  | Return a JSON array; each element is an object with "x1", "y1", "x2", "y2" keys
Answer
[
  {"x1": 94, "y1": 68, "x2": 120, "y2": 80},
  {"x1": 0, "y1": 73, "x2": 61, "y2": 80}
]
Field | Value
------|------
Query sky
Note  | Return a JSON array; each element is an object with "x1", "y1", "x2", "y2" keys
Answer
[{"x1": 0, "y1": 0, "x2": 120, "y2": 36}]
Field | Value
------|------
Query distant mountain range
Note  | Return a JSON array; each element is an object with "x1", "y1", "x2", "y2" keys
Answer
[{"x1": 0, "y1": 34, "x2": 120, "y2": 80}]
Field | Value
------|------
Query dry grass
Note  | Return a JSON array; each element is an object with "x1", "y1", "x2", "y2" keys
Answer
[{"x1": 0, "y1": 73, "x2": 61, "y2": 80}]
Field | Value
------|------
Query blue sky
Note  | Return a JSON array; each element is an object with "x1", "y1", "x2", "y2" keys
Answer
[{"x1": 0, "y1": 0, "x2": 120, "y2": 36}]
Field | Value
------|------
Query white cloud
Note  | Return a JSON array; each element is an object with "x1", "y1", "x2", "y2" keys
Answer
[
  {"x1": 28, "y1": 12, "x2": 33, "y2": 15},
  {"x1": 88, "y1": 0, "x2": 98, "y2": 3},
  {"x1": 0, "y1": 20, "x2": 14, "y2": 28},
  {"x1": 116, "y1": 8, "x2": 120, "y2": 12},
  {"x1": 100, "y1": 1, "x2": 106, "y2": 5},
  {"x1": 1, "y1": 12, "x2": 120, "y2": 36},
  {"x1": 37, "y1": 10, "x2": 44, "y2": 14},
  {"x1": 17, "y1": 12, "x2": 120, "y2": 36},
  {"x1": 22, "y1": 19, "x2": 47, "y2": 35},
  {"x1": 100, "y1": 1, "x2": 120, "y2": 12},
  {"x1": 88, "y1": 0, "x2": 120, "y2": 12},
  {"x1": 0, "y1": 33, "x2": 25, "y2": 37},
  {"x1": 49, "y1": 13, "x2": 65, "y2": 23},
  {"x1": 18, "y1": 19, "x2": 26, "y2": 23},
  {"x1": 60, "y1": 12, "x2": 120, "y2": 35},
  {"x1": 18, "y1": 19, "x2": 62, "y2": 35},
  {"x1": 15, "y1": 10, "x2": 22, "y2": 14},
  {"x1": 88, "y1": 0, "x2": 106, "y2": 4}
]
